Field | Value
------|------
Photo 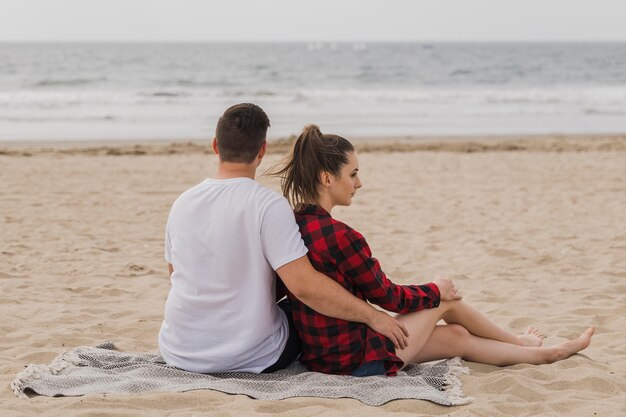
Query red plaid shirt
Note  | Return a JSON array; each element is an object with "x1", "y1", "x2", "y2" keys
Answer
[{"x1": 284, "y1": 205, "x2": 441, "y2": 376}]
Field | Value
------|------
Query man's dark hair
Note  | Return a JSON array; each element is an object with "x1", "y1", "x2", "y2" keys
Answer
[{"x1": 215, "y1": 103, "x2": 270, "y2": 163}]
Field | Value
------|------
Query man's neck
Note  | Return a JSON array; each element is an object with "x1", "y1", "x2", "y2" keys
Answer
[{"x1": 214, "y1": 161, "x2": 257, "y2": 180}]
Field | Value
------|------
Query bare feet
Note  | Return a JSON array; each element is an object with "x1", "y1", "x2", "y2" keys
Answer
[
  {"x1": 549, "y1": 327, "x2": 595, "y2": 363},
  {"x1": 520, "y1": 326, "x2": 545, "y2": 347}
]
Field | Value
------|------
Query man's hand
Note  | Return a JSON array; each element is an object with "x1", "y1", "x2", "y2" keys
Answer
[
  {"x1": 278, "y1": 256, "x2": 411, "y2": 349},
  {"x1": 368, "y1": 310, "x2": 410, "y2": 350},
  {"x1": 434, "y1": 277, "x2": 462, "y2": 301}
]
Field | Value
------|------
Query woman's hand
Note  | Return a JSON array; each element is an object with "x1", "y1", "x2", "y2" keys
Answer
[{"x1": 434, "y1": 277, "x2": 463, "y2": 301}]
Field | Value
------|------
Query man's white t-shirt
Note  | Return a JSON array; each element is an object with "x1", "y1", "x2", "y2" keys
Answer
[{"x1": 158, "y1": 177, "x2": 307, "y2": 373}]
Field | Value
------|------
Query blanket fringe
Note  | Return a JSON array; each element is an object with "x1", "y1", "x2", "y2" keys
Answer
[
  {"x1": 440, "y1": 357, "x2": 474, "y2": 405},
  {"x1": 10, "y1": 347, "x2": 84, "y2": 398}
]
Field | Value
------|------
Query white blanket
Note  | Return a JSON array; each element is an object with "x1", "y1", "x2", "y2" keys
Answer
[{"x1": 11, "y1": 342, "x2": 472, "y2": 406}]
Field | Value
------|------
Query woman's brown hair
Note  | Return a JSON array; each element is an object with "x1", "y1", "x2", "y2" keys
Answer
[{"x1": 271, "y1": 124, "x2": 354, "y2": 209}]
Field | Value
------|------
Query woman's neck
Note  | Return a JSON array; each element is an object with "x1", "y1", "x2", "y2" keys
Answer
[{"x1": 316, "y1": 194, "x2": 334, "y2": 214}]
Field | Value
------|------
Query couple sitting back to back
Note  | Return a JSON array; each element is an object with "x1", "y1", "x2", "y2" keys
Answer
[{"x1": 159, "y1": 103, "x2": 593, "y2": 377}]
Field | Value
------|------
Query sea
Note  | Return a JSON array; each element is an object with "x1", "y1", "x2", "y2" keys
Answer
[{"x1": 1, "y1": 42, "x2": 625, "y2": 142}]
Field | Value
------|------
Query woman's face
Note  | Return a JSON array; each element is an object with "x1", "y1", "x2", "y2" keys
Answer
[{"x1": 327, "y1": 151, "x2": 362, "y2": 207}]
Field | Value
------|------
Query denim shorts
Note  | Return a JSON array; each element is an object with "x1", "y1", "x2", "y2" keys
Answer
[{"x1": 351, "y1": 360, "x2": 387, "y2": 377}]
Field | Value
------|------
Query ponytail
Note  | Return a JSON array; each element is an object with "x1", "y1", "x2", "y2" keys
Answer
[{"x1": 270, "y1": 125, "x2": 354, "y2": 209}]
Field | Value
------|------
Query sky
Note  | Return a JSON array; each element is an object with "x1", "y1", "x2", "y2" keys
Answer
[{"x1": 1, "y1": 0, "x2": 625, "y2": 42}]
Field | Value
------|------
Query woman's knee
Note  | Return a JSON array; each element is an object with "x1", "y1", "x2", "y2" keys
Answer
[
  {"x1": 441, "y1": 324, "x2": 471, "y2": 354},
  {"x1": 439, "y1": 300, "x2": 464, "y2": 319},
  {"x1": 446, "y1": 323, "x2": 470, "y2": 338}
]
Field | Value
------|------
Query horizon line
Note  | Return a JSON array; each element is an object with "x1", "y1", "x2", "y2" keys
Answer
[{"x1": 2, "y1": 39, "x2": 626, "y2": 44}]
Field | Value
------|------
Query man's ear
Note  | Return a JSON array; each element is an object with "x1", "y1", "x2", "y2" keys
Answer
[
  {"x1": 255, "y1": 141, "x2": 268, "y2": 167},
  {"x1": 212, "y1": 137, "x2": 219, "y2": 155},
  {"x1": 258, "y1": 141, "x2": 267, "y2": 159}
]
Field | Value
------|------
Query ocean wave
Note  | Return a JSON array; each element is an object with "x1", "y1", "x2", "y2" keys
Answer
[
  {"x1": 0, "y1": 91, "x2": 132, "y2": 109},
  {"x1": 283, "y1": 87, "x2": 626, "y2": 107},
  {"x1": 30, "y1": 77, "x2": 108, "y2": 88},
  {"x1": 584, "y1": 108, "x2": 626, "y2": 115},
  {"x1": 306, "y1": 42, "x2": 368, "y2": 51},
  {"x1": 219, "y1": 89, "x2": 276, "y2": 97},
  {"x1": 355, "y1": 72, "x2": 385, "y2": 82},
  {"x1": 4, "y1": 87, "x2": 626, "y2": 112},
  {"x1": 139, "y1": 91, "x2": 190, "y2": 98},
  {"x1": 0, "y1": 115, "x2": 116, "y2": 122},
  {"x1": 449, "y1": 69, "x2": 473, "y2": 77},
  {"x1": 161, "y1": 79, "x2": 234, "y2": 88}
]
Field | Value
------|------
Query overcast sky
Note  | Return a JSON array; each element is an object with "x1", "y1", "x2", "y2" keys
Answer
[{"x1": 2, "y1": 0, "x2": 625, "y2": 42}]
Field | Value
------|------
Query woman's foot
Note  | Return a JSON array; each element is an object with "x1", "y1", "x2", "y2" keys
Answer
[
  {"x1": 520, "y1": 326, "x2": 545, "y2": 347},
  {"x1": 548, "y1": 327, "x2": 595, "y2": 363}
]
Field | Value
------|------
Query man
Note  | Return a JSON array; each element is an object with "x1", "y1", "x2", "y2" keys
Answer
[{"x1": 158, "y1": 103, "x2": 409, "y2": 373}]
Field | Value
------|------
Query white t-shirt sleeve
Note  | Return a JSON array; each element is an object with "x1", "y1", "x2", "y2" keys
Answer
[{"x1": 260, "y1": 197, "x2": 308, "y2": 270}]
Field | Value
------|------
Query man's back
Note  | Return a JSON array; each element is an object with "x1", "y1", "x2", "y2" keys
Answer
[{"x1": 158, "y1": 177, "x2": 307, "y2": 373}]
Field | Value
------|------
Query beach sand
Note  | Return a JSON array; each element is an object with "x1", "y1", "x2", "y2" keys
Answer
[{"x1": 1, "y1": 135, "x2": 625, "y2": 416}]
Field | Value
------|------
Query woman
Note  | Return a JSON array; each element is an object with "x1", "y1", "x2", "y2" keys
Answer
[{"x1": 272, "y1": 124, "x2": 594, "y2": 377}]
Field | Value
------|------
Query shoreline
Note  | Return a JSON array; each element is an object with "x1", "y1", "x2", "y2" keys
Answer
[{"x1": 1, "y1": 133, "x2": 625, "y2": 156}]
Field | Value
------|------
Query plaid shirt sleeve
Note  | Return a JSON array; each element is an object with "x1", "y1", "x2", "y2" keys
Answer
[{"x1": 336, "y1": 228, "x2": 440, "y2": 313}]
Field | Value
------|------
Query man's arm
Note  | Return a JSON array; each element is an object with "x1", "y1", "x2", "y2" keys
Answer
[{"x1": 276, "y1": 255, "x2": 410, "y2": 349}]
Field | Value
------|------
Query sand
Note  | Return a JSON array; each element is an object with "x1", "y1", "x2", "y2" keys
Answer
[{"x1": 1, "y1": 135, "x2": 625, "y2": 416}]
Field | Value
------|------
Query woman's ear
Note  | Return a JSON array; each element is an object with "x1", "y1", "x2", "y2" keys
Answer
[{"x1": 319, "y1": 171, "x2": 332, "y2": 186}]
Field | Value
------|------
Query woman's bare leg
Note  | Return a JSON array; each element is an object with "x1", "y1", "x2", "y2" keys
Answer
[
  {"x1": 405, "y1": 324, "x2": 594, "y2": 366},
  {"x1": 395, "y1": 299, "x2": 531, "y2": 360},
  {"x1": 394, "y1": 300, "x2": 594, "y2": 367},
  {"x1": 393, "y1": 305, "x2": 448, "y2": 364},
  {"x1": 438, "y1": 300, "x2": 532, "y2": 346}
]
